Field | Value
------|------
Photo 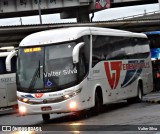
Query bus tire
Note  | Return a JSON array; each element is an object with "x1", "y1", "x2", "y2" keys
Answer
[
  {"x1": 92, "y1": 92, "x2": 102, "y2": 115},
  {"x1": 127, "y1": 82, "x2": 143, "y2": 104},
  {"x1": 127, "y1": 98, "x2": 134, "y2": 104},
  {"x1": 134, "y1": 82, "x2": 143, "y2": 103},
  {"x1": 42, "y1": 114, "x2": 50, "y2": 122}
]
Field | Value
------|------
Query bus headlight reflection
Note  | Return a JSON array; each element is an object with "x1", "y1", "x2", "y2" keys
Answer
[
  {"x1": 19, "y1": 105, "x2": 26, "y2": 114},
  {"x1": 69, "y1": 101, "x2": 77, "y2": 109},
  {"x1": 12, "y1": 131, "x2": 34, "y2": 134}
]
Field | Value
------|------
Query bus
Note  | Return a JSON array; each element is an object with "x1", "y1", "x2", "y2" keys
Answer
[
  {"x1": 0, "y1": 51, "x2": 17, "y2": 108},
  {"x1": 15, "y1": 27, "x2": 153, "y2": 122},
  {"x1": 145, "y1": 31, "x2": 160, "y2": 91},
  {"x1": 145, "y1": 31, "x2": 160, "y2": 60}
]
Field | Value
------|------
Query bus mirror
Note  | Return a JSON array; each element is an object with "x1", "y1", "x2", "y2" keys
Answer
[
  {"x1": 6, "y1": 50, "x2": 17, "y2": 72},
  {"x1": 72, "y1": 42, "x2": 85, "y2": 64}
]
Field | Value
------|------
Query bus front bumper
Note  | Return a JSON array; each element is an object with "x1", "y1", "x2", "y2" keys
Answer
[{"x1": 18, "y1": 96, "x2": 82, "y2": 115}]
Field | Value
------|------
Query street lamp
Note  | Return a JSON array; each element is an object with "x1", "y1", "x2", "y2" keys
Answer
[{"x1": 37, "y1": 0, "x2": 42, "y2": 24}]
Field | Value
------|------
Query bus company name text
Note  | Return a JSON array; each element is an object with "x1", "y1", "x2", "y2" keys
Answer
[{"x1": 121, "y1": 62, "x2": 150, "y2": 70}]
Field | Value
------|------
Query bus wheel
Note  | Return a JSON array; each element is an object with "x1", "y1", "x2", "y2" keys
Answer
[
  {"x1": 92, "y1": 92, "x2": 102, "y2": 115},
  {"x1": 134, "y1": 83, "x2": 143, "y2": 103},
  {"x1": 127, "y1": 83, "x2": 143, "y2": 104},
  {"x1": 127, "y1": 98, "x2": 134, "y2": 104},
  {"x1": 42, "y1": 114, "x2": 50, "y2": 122}
]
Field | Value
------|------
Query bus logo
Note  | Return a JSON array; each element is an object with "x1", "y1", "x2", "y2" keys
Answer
[
  {"x1": 35, "y1": 93, "x2": 44, "y2": 98},
  {"x1": 104, "y1": 61, "x2": 122, "y2": 89}
]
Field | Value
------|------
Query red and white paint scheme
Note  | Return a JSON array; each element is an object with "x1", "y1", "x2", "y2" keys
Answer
[{"x1": 16, "y1": 27, "x2": 153, "y2": 121}]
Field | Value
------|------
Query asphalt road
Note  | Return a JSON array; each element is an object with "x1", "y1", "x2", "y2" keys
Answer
[{"x1": 1, "y1": 100, "x2": 160, "y2": 134}]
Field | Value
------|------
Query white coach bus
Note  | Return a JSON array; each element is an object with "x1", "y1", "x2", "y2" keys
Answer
[
  {"x1": 14, "y1": 27, "x2": 153, "y2": 121},
  {"x1": 0, "y1": 51, "x2": 17, "y2": 108}
]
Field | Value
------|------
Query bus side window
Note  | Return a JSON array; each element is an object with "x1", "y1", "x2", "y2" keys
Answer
[
  {"x1": 0, "y1": 57, "x2": 7, "y2": 74},
  {"x1": 76, "y1": 35, "x2": 90, "y2": 73},
  {"x1": 79, "y1": 51, "x2": 86, "y2": 80},
  {"x1": 92, "y1": 35, "x2": 108, "y2": 67},
  {"x1": 92, "y1": 55, "x2": 102, "y2": 67},
  {"x1": 132, "y1": 38, "x2": 150, "y2": 59},
  {"x1": 11, "y1": 56, "x2": 17, "y2": 73}
]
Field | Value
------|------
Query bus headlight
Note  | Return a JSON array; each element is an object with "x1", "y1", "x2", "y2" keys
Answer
[
  {"x1": 64, "y1": 94, "x2": 70, "y2": 99},
  {"x1": 18, "y1": 97, "x2": 30, "y2": 103},
  {"x1": 63, "y1": 88, "x2": 82, "y2": 100},
  {"x1": 23, "y1": 98, "x2": 29, "y2": 103}
]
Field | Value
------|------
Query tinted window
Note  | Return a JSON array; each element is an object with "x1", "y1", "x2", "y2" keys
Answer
[
  {"x1": 0, "y1": 57, "x2": 6, "y2": 74},
  {"x1": 92, "y1": 35, "x2": 149, "y2": 67},
  {"x1": 11, "y1": 56, "x2": 17, "y2": 73},
  {"x1": 76, "y1": 35, "x2": 90, "y2": 79}
]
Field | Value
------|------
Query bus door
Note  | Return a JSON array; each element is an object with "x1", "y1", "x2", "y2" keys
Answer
[{"x1": 0, "y1": 74, "x2": 8, "y2": 107}]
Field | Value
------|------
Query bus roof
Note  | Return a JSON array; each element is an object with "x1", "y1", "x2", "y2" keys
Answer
[{"x1": 19, "y1": 27, "x2": 147, "y2": 47}]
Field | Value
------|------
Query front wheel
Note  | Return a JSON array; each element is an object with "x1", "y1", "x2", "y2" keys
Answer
[
  {"x1": 42, "y1": 114, "x2": 50, "y2": 122},
  {"x1": 92, "y1": 92, "x2": 102, "y2": 115}
]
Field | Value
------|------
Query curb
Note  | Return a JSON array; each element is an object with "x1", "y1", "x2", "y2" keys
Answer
[{"x1": 143, "y1": 99, "x2": 160, "y2": 104}]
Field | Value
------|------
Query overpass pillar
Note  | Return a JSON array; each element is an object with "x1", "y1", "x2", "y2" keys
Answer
[
  {"x1": 60, "y1": 7, "x2": 90, "y2": 22},
  {"x1": 76, "y1": 8, "x2": 90, "y2": 22}
]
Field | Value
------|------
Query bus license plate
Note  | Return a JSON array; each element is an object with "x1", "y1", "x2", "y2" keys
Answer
[{"x1": 41, "y1": 106, "x2": 52, "y2": 111}]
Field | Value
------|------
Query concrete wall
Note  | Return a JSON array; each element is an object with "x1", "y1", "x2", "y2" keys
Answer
[{"x1": 0, "y1": 0, "x2": 157, "y2": 19}]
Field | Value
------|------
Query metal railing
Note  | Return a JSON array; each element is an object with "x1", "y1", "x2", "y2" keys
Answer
[{"x1": 111, "y1": 10, "x2": 160, "y2": 21}]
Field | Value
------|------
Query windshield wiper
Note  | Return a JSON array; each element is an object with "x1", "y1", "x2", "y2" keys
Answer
[{"x1": 28, "y1": 60, "x2": 40, "y2": 90}]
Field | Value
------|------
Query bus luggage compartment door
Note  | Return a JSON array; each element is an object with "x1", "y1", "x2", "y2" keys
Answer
[
  {"x1": 6, "y1": 82, "x2": 17, "y2": 106},
  {"x1": 0, "y1": 75, "x2": 8, "y2": 107}
]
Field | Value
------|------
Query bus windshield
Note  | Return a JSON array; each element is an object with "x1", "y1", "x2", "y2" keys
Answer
[{"x1": 17, "y1": 42, "x2": 79, "y2": 93}]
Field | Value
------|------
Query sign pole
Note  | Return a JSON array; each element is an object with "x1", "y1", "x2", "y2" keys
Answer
[{"x1": 37, "y1": 0, "x2": 42, "y2": 24}]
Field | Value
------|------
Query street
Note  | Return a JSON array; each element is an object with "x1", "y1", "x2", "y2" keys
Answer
[{"x1": 1, "y1": 99, "x2": 160, "y2": 134}]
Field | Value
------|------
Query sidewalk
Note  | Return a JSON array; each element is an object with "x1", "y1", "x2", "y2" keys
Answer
[{"x1": 143, "y1": 91, "x2": 160, "y2": 104}]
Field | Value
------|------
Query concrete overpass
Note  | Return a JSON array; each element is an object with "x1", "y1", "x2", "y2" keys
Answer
[
  {"x1": 0, "y1": 0, "x2": 158, "y2": 22},
  {"x1": 0, "y1": 5, "x2": 159, "y2": 48},
  {"x1": 0, "y1": 16, "x2": 159, "y2": 48}
]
